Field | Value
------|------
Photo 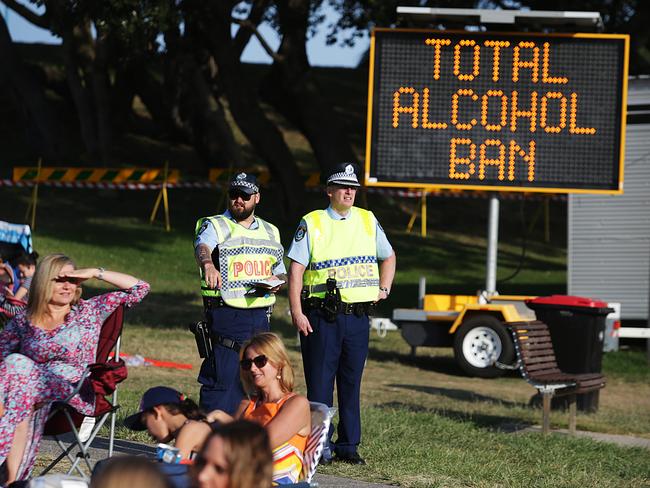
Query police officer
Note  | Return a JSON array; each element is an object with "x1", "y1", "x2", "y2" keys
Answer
[
  {"x1": 194, "y1": 172, "x2": 286, "y2": 414},
  {"x1": 287, "y1": 163, "x2": 396, "y2": 465}
]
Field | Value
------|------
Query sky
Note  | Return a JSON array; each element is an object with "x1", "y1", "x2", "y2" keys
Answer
[{"x1": 1, "y1": 3, "x2": 369, "y2": 68}]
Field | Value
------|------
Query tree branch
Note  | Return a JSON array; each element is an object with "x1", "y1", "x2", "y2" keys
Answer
[
  {"x1": 1, "y1": 0, "x2": 49, "y2": 30},
  {"x1": 231, "y1": 16, "x2": 283, "y2": 63},
  {"x1": 233, "y1": 0, "x2": 270, "y2": 59}
]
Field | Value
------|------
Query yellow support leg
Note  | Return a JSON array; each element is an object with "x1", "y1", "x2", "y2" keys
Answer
[
  {"x1": 25, "y1": 158, "x2": 42, "y2": 230},
  {"x1": 150, "y1": 189, "x2": 163, "y2": 224},
  {"x1": 162, "y1": 184, "x2": 170, "y2": 232},
  {"x1": 406, "y1": 211, "x2": 417, "y2": 233},
  {"x1": 421, "y1": 190, "x2": 427, "y2": 238},
  {"x1": 150, "y1": 161, "x2": 171, "y2": 231}
]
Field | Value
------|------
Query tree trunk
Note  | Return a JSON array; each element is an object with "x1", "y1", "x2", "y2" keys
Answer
[
  {"x1": 261, "y1": 0, "x2": 358, "y2": 173},
  {"x1": 0, "y1": 13, "x2": 65, "y2": 159},
  {"x1": 187, "y1": 56, "x2": 243, "y2": 167},
  {"x1": 162, "y1": 23, "x2": 243, "y2": 169},
  {"x1": 92, "y1": 28, "x2": 112, "y2": 164},
  {"x1": 199, "y1": 1, "x2": 305, "y2": 216},
  {"x1": 61, "y1": 23, "x2": 100, "y2": 160}
]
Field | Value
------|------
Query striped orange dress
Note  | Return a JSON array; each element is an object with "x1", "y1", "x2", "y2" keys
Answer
[{"x1": 243, "y1": 393, "x2": 308, "y2": 485}]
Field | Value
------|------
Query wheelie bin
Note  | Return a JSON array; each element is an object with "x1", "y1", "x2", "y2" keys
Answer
[{"x1": 526, "y1": 295, "x2": 613, "y2": 412}]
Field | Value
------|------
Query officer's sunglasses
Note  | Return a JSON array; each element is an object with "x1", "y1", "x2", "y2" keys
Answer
[
  {"x1": 240, "y1": 354, "x2": 268, "y2": 371},
  {"x1": 228, "y1": 190, "x2": 253, "y2": 201}
]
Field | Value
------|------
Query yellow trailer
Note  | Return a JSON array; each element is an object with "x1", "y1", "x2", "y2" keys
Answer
[{"x1": 392, "y1": 294, "x2": 536, "y2": 377}]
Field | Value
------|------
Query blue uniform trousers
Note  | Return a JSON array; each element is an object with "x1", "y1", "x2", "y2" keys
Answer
[
  {"x1": 300, "y1": 309, "x2": 369, "y2": 457},
  {"x1": 198, "y1": 305, "x2": 269, "y2": 414}
]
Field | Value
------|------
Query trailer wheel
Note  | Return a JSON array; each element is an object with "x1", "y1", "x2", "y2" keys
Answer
[{"x1": 453, "y1": 315, "x2": 514, "y2": 378}]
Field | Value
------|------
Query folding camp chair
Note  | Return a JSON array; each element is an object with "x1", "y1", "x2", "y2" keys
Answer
[
  {"x1": 40, "y1": 306, "x2": 127, "y2": 479},
  {"x1": 301, "y1": 402, "x2": 336, "y2": 484}
]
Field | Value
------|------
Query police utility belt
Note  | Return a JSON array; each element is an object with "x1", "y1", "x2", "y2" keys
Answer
[
  {"x1": 301, "y1": 278, "x2": 375, "y2": 319},
  {"x1": 188, "y1": 320, "x2": 241, "y2": 359}
]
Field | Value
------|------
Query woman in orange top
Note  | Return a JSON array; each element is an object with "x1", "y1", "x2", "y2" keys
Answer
[{"x1": 207, "y1": 333, "x2": 311, "y2": 485}]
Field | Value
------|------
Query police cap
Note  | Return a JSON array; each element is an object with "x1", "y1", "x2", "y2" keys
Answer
[
  {"x1": 326, "y1": 162, "x2": 361, "y2": 187},
  {"x1": 230, "y1": 172, "x2": 259, "y2": 195}
]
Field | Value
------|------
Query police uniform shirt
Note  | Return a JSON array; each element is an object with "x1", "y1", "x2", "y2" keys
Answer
[
  {"x1": 287, "y1": 206, "x2": 393, "y2": 267},
  {"x1": 195, "y1": 210, "x2": 288, "y2": 275}
]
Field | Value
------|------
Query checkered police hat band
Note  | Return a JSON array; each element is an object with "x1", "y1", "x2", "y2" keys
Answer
[
  {"x1": 230, "y1": 181, "x2": 259, "y2": 193},
  {"x1": 327, "y1": 172, "x2": 360, "y2": 185}
]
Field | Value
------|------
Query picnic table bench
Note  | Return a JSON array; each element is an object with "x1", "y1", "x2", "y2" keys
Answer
[{"x1": 498, "y1": 320, "x2": 606, "y2": 434}]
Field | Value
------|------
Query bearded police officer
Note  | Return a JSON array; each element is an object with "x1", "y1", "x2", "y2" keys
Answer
[
  {"x1": 287, "y1": 163, "x2": 396, "y2": 465},
  {"x1": 194, "y1": 172, "x2": 286, "y2": 414}
]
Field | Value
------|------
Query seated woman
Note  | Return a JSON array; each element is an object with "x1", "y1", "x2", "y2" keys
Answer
[
  {"x1": 207, "y1": 333, "x2": 311, "y2": 485},
  {"x1": 195, "y1": 420, "x2": 273, "y2": 488},
  {"x1": 0, "y1": 254, "x2": 150, "y2": 483},
  {"x1": 125, "y1": 386, "x2": 212, "y2": 462}
]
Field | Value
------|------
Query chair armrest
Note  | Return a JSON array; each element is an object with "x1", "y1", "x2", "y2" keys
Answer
[
  {"x1": 60, "y1": 368, "x2": 92, "y2": 404},
  {"x1": 494, "y1": 360, "x2": 520, "y2": 371}
]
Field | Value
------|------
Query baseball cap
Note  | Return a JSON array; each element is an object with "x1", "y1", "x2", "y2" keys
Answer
[
  {"x1": 123, "y1": 386, "x2": 185, "y2": 431},
  {"x1": 326, "y1": 163, "x2": 361, "y2": 187},
  {"x1": 230, "y1": 172, "x2": 259, "y2": 195}
]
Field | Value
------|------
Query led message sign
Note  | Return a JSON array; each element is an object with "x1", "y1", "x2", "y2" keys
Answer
[{"x1": 365, "y1": 29, "x2": 629, "y2": 193}]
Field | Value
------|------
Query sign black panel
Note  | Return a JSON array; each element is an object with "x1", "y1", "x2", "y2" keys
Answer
[{"x1": 366, "y1": 29, "x2": 629, "y2": 193}]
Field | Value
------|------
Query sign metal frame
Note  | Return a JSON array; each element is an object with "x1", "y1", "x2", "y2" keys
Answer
[{"x1": 364, "y1": 28, "x2": 630, "y2": 194}]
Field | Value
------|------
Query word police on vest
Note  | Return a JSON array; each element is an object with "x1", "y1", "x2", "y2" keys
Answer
[
  {"x1": 232, "y1": 259, "x2": 273, "y2": 278},
  {"x1": 328, "y1": 264, "x2": 376, "y2": 280}
]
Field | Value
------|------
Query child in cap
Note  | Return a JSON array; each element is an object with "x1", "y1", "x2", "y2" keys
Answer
[{"x1": 125, "y1": 386, "x2": 212, "y2": 462}]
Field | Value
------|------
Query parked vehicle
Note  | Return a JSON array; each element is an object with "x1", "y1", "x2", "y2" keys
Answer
[{"x1": 393, "y1": 291, "x2": 535, "y2": 378}]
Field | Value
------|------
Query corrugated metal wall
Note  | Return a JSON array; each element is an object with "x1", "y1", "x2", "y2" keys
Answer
[{"x1": 568, "y1": 105, "x2": 650, "y2": 319}]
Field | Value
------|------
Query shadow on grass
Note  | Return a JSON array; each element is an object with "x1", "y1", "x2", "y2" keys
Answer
[
  {"x1": 83, "y1": 285, "x2": 202, "y2": 329},
  {"x1": 386, "y1": 384, "x2": 523, "y2": 408},
  {"x1": 376, "y1": 401, "x2": 534, "y2": 432},
  {"x1": 367, "y1": 346, "x2": 467, "y2": 377}
]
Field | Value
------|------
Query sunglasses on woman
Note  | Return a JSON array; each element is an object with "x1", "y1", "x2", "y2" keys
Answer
[
  {"x1": 240, "y1": 354, "x2": 268, "y2": 371},
  {"x1": 53, "y1": 276, "x2": 84, "y2": 285}
]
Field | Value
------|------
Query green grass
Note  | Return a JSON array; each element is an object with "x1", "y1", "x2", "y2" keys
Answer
[
  {"x1": 603, "y1": 350, "x2": 650, "y2": 383},
  {"x1": 3, "y1": 186, "x2": 649, "y2": 487}
]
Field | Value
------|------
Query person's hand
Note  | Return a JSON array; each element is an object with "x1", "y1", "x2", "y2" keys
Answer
[
  {"x1": 206, "y1": 409, "x2": 231, "y2": 424},
  {"x1": 203, "y1": 263, "x2": 222, "y2": 289},
  {"x1": 0, "y1": 400, "x2": 4, "y2": 418},
  {"x1": 57, "y1": 268, "x2": 99, "y2": 282},
  {"x1": 265, "y1": 276, "x2": 284, "y2": 294},
  {"x1": 292, "y1": 311, "x2": 313, "y2": 336},
  {"x1": 376, "y1": 288, "x2": 389, "y2": 301}
]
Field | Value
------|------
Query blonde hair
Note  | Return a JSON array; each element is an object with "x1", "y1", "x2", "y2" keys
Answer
[
  {"x1": 197, "y1": 420, "x2": 273, "y2": 488},
  {"x1": 27, "y1": 254, "x2": 81, "y2": 322},
  {"x1": 240, "y1": 332, "x2": 295, "y2": 395},
  {"x1": 90, "y1": 456, "x2": 172, "y2": 488}
]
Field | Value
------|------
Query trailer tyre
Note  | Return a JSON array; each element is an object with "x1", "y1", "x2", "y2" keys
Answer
[{"x1": 453, "y1": 315, "x2": 514, "y2": 378}]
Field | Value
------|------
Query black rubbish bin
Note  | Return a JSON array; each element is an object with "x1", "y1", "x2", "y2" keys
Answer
[{"x1": 525, "y1": 295, "x2": 613, "y2": 412}]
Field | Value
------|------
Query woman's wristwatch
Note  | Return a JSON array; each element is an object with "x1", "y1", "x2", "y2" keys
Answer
[
  {"x1": 379, "y1": 286, "x2": 390, "y2": 296},
  {"x1": 97, "y1": 267, "x2": 105, "y2": 281}
]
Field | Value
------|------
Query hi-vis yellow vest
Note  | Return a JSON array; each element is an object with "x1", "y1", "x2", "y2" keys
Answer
[
  {"x1": 196, "y1": 215, "x2": 283, "y2": 309},
  {"x1": 303, "y1": 207, "x2": 379, "y2": 303}
]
